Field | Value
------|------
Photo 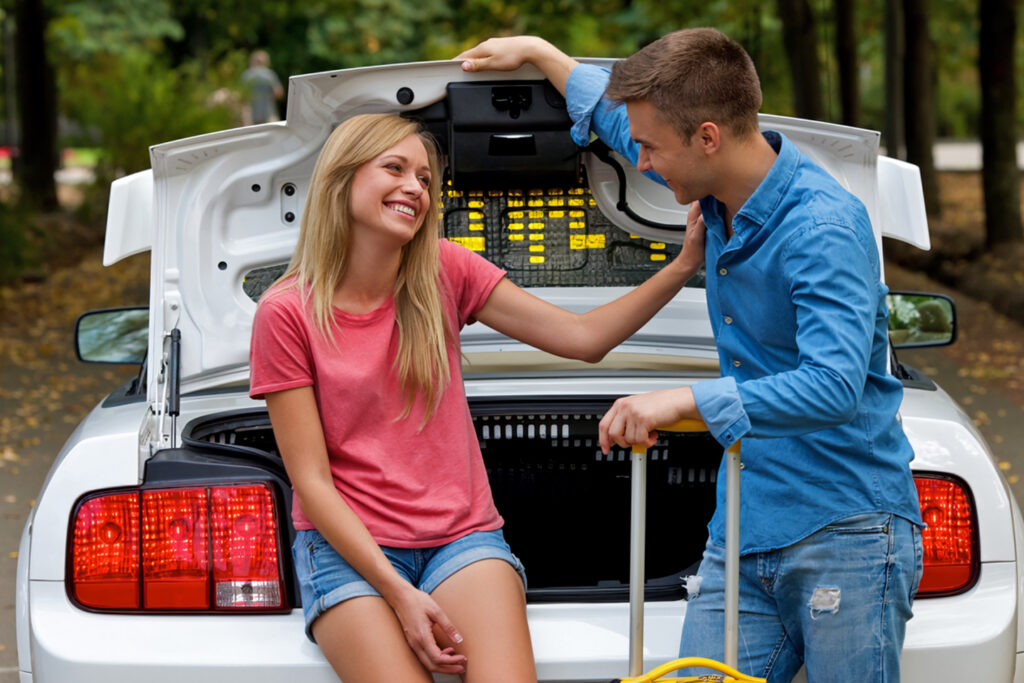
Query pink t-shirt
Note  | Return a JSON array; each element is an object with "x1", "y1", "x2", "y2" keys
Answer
[{"x1": 249, "y1": 239, "x2": 506, "y2": 547}]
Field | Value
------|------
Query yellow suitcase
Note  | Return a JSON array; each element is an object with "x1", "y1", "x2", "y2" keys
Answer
[{"x1": 611, "y1": 419, "x2": 765, "y2": 683}]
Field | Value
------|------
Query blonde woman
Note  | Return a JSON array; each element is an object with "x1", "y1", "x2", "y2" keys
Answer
[{"x1": 249, "y1": 113, "x2": 705, "y2": 682}]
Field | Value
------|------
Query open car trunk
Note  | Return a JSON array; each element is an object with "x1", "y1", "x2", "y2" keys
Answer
[{"x1": 179, "y1": 399, "x2": 723, "y2": 605}]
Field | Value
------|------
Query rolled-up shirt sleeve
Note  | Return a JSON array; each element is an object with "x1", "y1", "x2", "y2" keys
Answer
[
  {"x1": 692, "y1": 376, "x2": 752, "y2": 449},
  {"x1": 565, "y1": 64, "x2": 665, "y2": 185},
  {"x1": 566, "y1": 64, "x2": 611, "y2": 146}
]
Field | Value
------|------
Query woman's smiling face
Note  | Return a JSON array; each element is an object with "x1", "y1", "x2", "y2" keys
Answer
[{"x1": 348, "y1": 133, "x2": 433, "y2": 246}]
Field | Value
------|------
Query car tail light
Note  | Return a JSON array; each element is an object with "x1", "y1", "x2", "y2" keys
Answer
[
  {"x1": 71, "y1": 492, "x2": 140, "y2": 609},
  {"x1": 70, "y1": 483, "x2": 286, "y2": 612},
  {"x1": 915, "y1": 474, "x2": 978, "y2": 596}
]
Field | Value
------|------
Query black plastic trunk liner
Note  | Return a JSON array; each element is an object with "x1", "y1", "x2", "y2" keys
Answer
[{"x1": 475, "y1": 410, "x2": 721, "y2": 602}]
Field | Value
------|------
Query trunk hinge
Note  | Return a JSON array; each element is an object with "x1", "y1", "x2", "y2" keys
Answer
[{"x1": 146, "y1": 326, "x2": 182, "y2": 455}]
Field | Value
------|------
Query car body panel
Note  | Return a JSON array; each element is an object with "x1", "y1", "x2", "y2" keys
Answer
[
  {"x1": 16, "y1": 509, "x2": 33, "y2": 679},
  {"x1": 102, "y1": 169, "x2": 154, "y2": 267}
]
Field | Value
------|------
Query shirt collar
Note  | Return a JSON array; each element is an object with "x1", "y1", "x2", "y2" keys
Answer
[{"x1": 733, "y1": 130, "x2": 797, "y2": 229}]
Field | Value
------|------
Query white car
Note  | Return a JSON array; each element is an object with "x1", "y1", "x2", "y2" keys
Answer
[{"x1": 16, "y1": 59, "x2": 1023, "y2": 682}]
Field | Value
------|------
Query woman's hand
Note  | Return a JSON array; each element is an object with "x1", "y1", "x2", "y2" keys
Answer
[
  {"x1": 673, "y1": 201, "x2": 707, "y2": 280},
  {"x1": 390, "y1": 585, "x2": 467, "y2": 675}
]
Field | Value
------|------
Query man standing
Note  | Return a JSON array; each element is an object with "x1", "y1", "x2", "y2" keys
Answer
[
  {"x1": 241, "y1": 49, "x2": 284, "y2": 125},
  {"x1": 458, "y1": 31, "x2": 922, "y2": 683}
]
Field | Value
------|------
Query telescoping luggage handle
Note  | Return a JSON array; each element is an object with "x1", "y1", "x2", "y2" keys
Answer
[{"x1": 620, "y1": 419, "x2": 763, "y2": 683}]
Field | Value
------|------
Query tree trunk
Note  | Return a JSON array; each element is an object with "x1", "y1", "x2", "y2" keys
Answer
[
  {"x1": 776, "y1": 0, "x2": 825, "y2": 120},
  {"x1": 979, "y1": 0, "x2": 1022, "y2": 247},
  {"x1": 13, "y1": 0, "x2": 58, "y2": 211},
  {"x1": 902, "y1": 0, "x2": 940, "y2": 216},
  {"x1": 884, "y1": 0, "x2": 905, "y2": 159},
  {"x1": 833, "y1": 0, "x2": 859, "y2": 127}
]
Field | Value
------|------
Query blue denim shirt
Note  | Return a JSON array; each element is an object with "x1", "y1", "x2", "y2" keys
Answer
[{"x1": 567, "y1": 65, "x2": 922, "y2": 552}]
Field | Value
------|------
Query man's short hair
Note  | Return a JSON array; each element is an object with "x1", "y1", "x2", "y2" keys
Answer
[{"x1": 606, "y1": 28, "x2": 762, "y2": 140}]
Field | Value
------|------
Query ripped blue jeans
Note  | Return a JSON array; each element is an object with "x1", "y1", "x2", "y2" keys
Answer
[{"x1": 680, "y1": 512, "x2": 923, "y2": 683}]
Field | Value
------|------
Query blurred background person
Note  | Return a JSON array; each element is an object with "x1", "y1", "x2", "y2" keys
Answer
[{"x1": 241, "y1": 49, "x2": 284, "y2": 125}]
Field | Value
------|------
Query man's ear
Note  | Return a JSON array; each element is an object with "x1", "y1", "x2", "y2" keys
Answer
[{"x1": 696, "y1": 122, "x2": 721, "y2": 155}]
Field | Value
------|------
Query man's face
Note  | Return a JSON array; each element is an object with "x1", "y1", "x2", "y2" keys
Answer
[{"x1": 626, "y1": 100, "x2": 710, "y2": 206}]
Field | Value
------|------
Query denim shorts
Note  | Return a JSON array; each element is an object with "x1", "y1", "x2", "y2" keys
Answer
[{"x1": 292, "y1": 527, "x2": 527, "y2": 642}]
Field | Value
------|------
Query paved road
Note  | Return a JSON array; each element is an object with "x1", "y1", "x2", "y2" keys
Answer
[{"x1": 928, "y1": 140, "x2": 1024, "y2": 171}]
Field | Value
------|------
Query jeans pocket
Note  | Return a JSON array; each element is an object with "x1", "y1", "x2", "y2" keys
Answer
[
  {"x1": 292, "y1": 530, "x2": 320, "y2": 576},
  {"x1": 909, "y1": 524, "x2": 924, "y2": 601},
  {"x1": 823, "y1": 512, "x2": 892, "y2": 535}
]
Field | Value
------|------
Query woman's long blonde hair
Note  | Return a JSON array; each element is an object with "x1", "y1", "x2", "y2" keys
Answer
[{"x1": 273, "y1": 113, "x2": 450, "y2": 419}]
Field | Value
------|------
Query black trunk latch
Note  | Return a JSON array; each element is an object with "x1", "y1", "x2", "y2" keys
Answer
[{"x1": 491, "y1": 86, "x2": 531, "y2": 119}]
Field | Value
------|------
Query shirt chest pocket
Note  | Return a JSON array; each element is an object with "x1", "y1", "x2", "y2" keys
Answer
[{"x1": 717, "y1": 270, "x2": 796, "y2": 352}]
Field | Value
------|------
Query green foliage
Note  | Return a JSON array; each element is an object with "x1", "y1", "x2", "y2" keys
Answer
[
  {"x1": 48, "y1": 0, "x2": 240, "y2": 175},
  {"x1": 59, "y1": 49, "x2": 238, "y2": 175},
  {"x1": 50, "y1": 0, "x2": 183, "y2": 60},
  {"x1": 305, "y1": 0, "x2": 455, "y2": 67},
  {"x1": 932, "y1": 6, "x2": 980, "y2": 139},
  {"x1": 30, "y1": 0, "x2": 1024, "y2": 180}
]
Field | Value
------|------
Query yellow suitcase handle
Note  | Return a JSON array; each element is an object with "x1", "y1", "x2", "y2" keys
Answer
[
  {"x1": 616, "y1": 656, "x2": 767, "y2": 682},
  {"x1": 631, "y1": 418, "x2": 712, "y2": 443}
]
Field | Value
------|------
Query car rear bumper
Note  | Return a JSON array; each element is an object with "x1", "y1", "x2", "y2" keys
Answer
[{"x1": 25, "y1": 562, "x2": 1017, "y2": 682}]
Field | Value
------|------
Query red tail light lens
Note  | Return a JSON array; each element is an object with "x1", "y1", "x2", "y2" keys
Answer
[
  {"x1": 142, "y1": 488, "x2": 210, "y2": 609},
  {"x1": 70, "y1": 483, "x2": 286, "y2": 612},
  {"x1": 71, "y1": 492, "x2": 140, "y2": 609},
  {"x1": 915, "y1": 475, "x2": 978, "y2": 596}
]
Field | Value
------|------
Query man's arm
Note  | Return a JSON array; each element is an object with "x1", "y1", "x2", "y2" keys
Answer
[{"x1": 457, "y1": 37, "x2": 656, "y2": 183}]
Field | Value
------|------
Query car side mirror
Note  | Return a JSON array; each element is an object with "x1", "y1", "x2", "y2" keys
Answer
[
  {"x1": 75, "y1": 307, "x2": 149, "y2": 364},
  {"x1": 886, "y1": 291, "x2": 956, "y2": 349}
]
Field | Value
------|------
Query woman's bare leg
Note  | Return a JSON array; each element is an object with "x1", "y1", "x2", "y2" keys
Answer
[
  {"x1": 431, "y1": 559, "x2": 537, "y2": 682},
  {"x1": 312, "y1": 595, "x2": 433, "y2": 683}
]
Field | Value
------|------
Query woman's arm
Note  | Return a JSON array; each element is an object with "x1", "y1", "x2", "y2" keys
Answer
[
  {"x1": 474, "y1": 202, "x2": 706, "y2": 363},
  {"x1": 265, "y1": 387, "x2": 467, "y2": 675}
]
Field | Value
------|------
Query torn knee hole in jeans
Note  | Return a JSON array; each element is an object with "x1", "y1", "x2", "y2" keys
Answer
[
  {"x1": 684, "y1": 574, "x2": 703, "y2": 598},
  {"x1": 808, "y1": 586, "x2": 841, "y2": 618}
]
